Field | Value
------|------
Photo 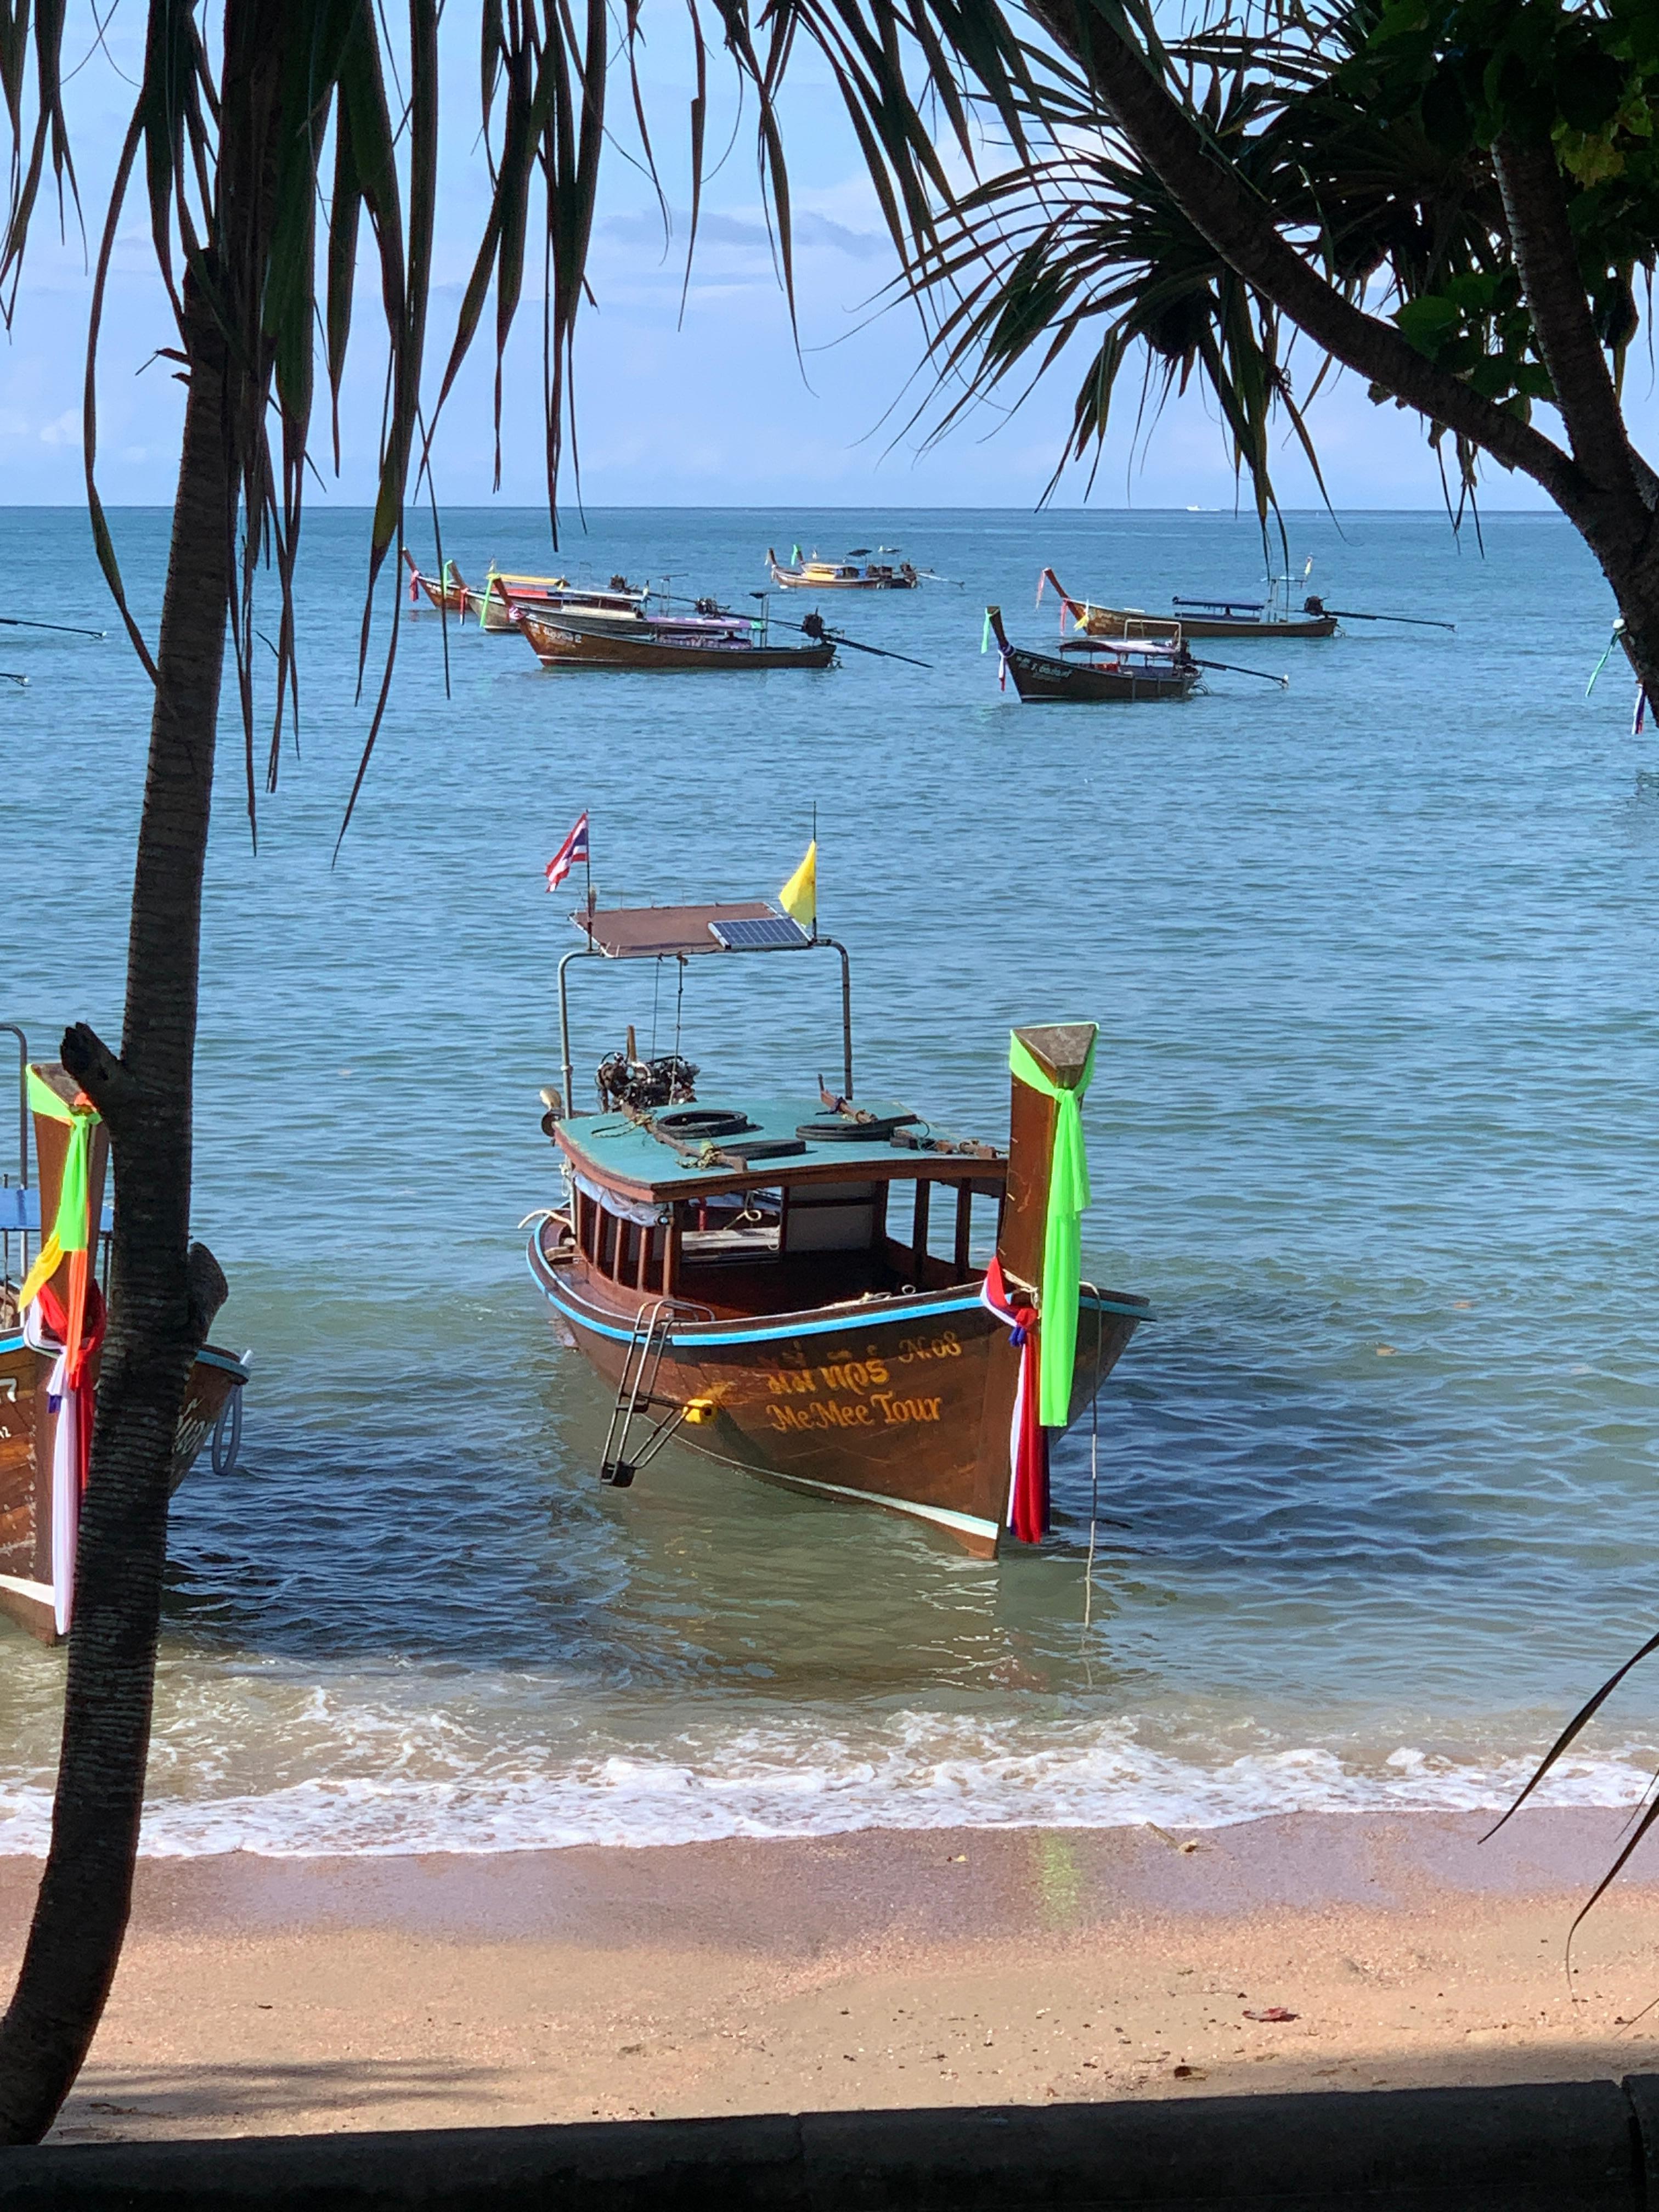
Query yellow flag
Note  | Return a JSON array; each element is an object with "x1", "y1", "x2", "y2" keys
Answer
[{"x1": 779, "y1": 839, "x2": 817, "y2": 928}]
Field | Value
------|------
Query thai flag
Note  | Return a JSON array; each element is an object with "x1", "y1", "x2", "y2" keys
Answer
[{"x1": 545, "y1": 811, "x2": 589, "y2": 893}]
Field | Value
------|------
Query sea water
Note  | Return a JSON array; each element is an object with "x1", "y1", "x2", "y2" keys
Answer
[{"x1": 2, "y1": 502, "x2": 1658, "y2": 1855}]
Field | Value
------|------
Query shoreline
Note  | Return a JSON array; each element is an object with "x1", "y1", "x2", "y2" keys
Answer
[{"x1": 10, "y1": 1808, "x2": 1659, "y2": 2142}]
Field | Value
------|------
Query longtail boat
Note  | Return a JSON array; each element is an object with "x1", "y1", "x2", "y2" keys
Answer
[
  {"x1": 513, "y1": 603, "x2": 837, "y2": 673},
  {"x1": 985, "y1": 605, "x2": 1200, "y2": 704},
  {"x1": 1039, "y1": 567, "x2": 1336, "y2": 642},
  {"x1": 403, "y1": 549, "x2": 470, "y2": 614},
  {"x1": 525, "y1": 900, "x2": 1150, "y2": 1555},
  {"x1": 402, "y1": 551, "x2": 653, "y2": 632},
  {"x1": 471, "y1": 569, "x2": 650, "y2": 634},
  {"x1": 0, "y1": 1043, "x2": 248, "y2": 1646},
  {"x1": 766, "y1": 549, "x2": 919, "y2": 591}
]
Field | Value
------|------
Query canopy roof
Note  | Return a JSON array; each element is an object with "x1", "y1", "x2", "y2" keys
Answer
[
  {"x1": 557, "y1": 1100, "x2": 1003, "y2": 1202},
  {"x1": 572, "y1": 902, "x2": 811, "y2": 959}
]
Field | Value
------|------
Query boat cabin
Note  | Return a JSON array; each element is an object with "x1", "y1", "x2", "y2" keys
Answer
[
  {"x1": 548, "y1": 900, "x2": 1006, "y2": 1321},
  {"x1": 556, "y1": 1102, "x2": 1005, "y2": 1321}
]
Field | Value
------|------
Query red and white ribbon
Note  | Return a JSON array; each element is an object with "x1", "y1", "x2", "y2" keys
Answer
[
  {"x1": 980, "y1": 1256, "x2": 1049, "y2": 1543},
  {"x1": 22, "y1": 1279, "x2": 105, "y2": 1637}
]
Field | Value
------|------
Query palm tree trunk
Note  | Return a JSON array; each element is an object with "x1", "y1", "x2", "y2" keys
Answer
[{"x1": 0, "y1": 270, "x2": 232, "y2": 2145}]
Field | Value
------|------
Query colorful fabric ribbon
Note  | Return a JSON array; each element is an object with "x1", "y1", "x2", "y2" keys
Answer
[
  {"x1": 980, "y1": 1256, "x2": 1048, "y2": 1542},
  {"x1": 1008, "y1": 1028, "x2": 1097, "y2": 1426},
  {"x1": 24, "y1": 1278, "x2": 106, "y2": 1635},
  {"x1": 17, "y1": 1070, "x2": 100, "y2": 1386}
]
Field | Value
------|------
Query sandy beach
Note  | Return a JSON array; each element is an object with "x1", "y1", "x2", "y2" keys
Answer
[{"x1": 10, "y1": 1808, "x2": 1659, "y2": 2142}]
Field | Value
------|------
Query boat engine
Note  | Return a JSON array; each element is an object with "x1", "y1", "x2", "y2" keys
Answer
[{"x1": 596, "y1": 1049, "x2": 699, "y2": 1113}]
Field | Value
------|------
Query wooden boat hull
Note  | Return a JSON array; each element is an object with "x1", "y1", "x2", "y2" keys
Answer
[
  {"x1": 403, "y1": 551, "x2": 469, "y2": 615},
  {"x1": 768, "y1": 572, "x2": 915, "y2": 590},
  {"x1": 518, "y1": 608, "x2": 836, "y2": 672},
  {"x1": 1169, "y1": 612, "x2": 1337, "y2": 639},
  {"x1": 0, "y1": 1334, "x2": 249, "y2": 1645},
  {"x1": 409, "y1": 573, "x2": 468, "y2": 615},
  {"x1": 528, "y1": 1223, "x2": 1146, "y2": 1556},
  {"x1": 1002, "y1": 643, "x2": 1198, "y2": 703}
]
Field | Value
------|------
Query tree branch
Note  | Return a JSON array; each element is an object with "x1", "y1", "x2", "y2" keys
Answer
[
  {"x1": 1491, "y1": 135, "x2": 1647, "y2": 537},
  {"x1": 1043, "y1": 1, "x2": 1600, "y2": 521}
]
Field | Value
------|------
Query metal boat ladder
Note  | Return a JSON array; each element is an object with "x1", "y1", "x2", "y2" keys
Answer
[{"x1": 600, "y1": 1300, "x2": 689, "y2": 1488}]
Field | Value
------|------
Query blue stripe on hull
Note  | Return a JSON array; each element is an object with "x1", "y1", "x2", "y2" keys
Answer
[{"x1": 525, "y1": 1243, "x2": 1150, "y2": 1346}]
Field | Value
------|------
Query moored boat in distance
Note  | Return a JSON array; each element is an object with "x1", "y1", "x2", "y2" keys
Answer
[
  {"x1": 1040, "y1": 567, "x2": 1339, "y2": 642},
  {"x1": 512, "y1": 602, "x2": 837, "y2": 672},
  {"x1": 985, "y1": 605, "x2": 1200, "y2": 704},
  {"x1": 403, "y1": 549, "x2": 470, "y2": 614},
  {"x1": 470, "y1": 569, "x2": 651, "y2": 634},
  {"x1": 766, "y1": 548, "x2": 919, "y2": 590},
  {"x1": 525, "y1": 899, "x2": 1150, "y2": 1555},
  {"x1": 402, "y1": 551, "x2": 653, "y2": 631},
  {"x1": 0, "y1": 1040, "x2": 247, "y2": 1647}
]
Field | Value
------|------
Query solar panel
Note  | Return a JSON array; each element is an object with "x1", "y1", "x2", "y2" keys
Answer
[{"x1": 709, "y1": 913, "x2": 814, "y2": 951}]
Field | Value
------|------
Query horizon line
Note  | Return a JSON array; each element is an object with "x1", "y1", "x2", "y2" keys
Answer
[{"x1": 0, "y1": 500, "x2": 1570, "y2": 516}]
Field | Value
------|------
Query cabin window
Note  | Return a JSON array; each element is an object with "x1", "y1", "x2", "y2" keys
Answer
[
  {"x1": 881, "y1": 1177, "x2": 1000, "y2": 1283},
  {"x1": 881, "y1": 1179, "x2": 932, "y2": 1279},
  {"x1": 956, "y1": 1183, "x2": 1002, "y2": 1271},
  {"x1": 781, "y1": 1181, "x2": 877, "y2": 1254},
  {"x1": 610, "y1": 1217, "x2": 668, "y2": 1288}
]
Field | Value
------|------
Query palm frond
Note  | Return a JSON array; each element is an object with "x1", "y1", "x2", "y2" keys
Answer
[{"x1": 0, "y1": 0, "x2": 76, "y2": 326}]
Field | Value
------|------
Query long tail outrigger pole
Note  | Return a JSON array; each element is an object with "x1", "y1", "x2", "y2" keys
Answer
[
  {"x1": 738, "y1": 591, "x2": 932, "y2": 670},
  {"x1": 1312, "y1": 606, "x2": 1456, "y2": 631},
  {"x1": 0, "y1": 614, "x2": 106, "y2": 639},
  {"x1": 1187, "y1": 656, "x2": 1289, "y2": 687}
]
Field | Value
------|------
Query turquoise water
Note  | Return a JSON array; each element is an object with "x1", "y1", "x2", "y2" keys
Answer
[{"x1": 3, "y1": 503, "x2": 1658, "y2": 1853}]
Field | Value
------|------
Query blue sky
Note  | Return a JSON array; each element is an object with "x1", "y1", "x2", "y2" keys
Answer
[{"x1": 0, "y1": 12, "x2": 1650, "y2": 511}]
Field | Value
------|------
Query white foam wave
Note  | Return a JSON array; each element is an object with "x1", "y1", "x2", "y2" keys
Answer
[{"x1": 0, "y1": 1713, "x2": 1650, "y2": 1857}]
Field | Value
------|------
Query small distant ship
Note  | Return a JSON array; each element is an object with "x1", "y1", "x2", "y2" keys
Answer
[
  {"x1": 1042, "y1": 567, "x2": 1338, "y2": 642},
  {"x1": 766, "y1": 548, "x2": 920, "y2": 590}
]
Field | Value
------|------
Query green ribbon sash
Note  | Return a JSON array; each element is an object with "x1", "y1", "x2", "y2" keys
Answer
[
  {"x1": 1008, "y1": 1029, "x2": 1096, "y2": 1426},
  {"x1": 16, "y1": 1069, "x2": 99, "y2": 1311}
]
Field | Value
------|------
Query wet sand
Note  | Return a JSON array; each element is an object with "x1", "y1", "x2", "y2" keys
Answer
[{"x1": 14, "y1": 1809, "x2": 1659, "y2": 2141}]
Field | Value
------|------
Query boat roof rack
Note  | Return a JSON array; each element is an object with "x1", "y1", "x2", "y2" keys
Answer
[
  {"x1": 557, "y1": 902, "x2": 853, "y2": 1116},
  {"x1": 571, "y1": 902, "x2": 815, "y2": 959}
]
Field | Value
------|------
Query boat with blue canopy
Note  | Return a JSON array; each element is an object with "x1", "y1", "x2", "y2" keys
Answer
[{"x1": 523, "y1": 896, "x2": 1150, "y2": 1554}]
